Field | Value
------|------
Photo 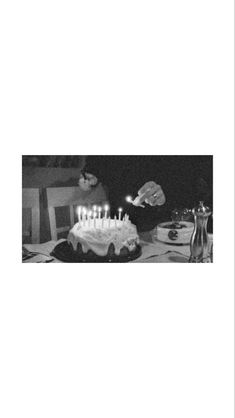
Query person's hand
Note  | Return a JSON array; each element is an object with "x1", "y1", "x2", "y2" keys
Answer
[
  {"x1": 137, "y1": 181, "x2": 166, "y2": 207},
  {"x1": 78, "y1": 172, "x2": 98, "y2": 191}
]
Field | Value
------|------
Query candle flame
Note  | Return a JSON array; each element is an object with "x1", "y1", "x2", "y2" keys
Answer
[
  {"x1": 126, "y1": 196, "x2": 132, "y2": 203},
  {"x1": 104, "y1": 204, "x2": 109, "y2": 211},
  {"x1": 118, "y1": 207, "x2": 123, "y2": 212}
]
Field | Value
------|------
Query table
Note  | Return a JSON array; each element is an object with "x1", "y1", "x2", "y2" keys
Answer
[{"x1": 22, "y1": 231, "x2": 213, "y2": 263}]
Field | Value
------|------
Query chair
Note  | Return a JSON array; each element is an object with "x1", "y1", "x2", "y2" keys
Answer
[
  {"x1": 46, "y1": 185, "x2": 107, "y2": 241},
  {"x1": 22, "y1": 188, "x2": 40, "y2": 244}
]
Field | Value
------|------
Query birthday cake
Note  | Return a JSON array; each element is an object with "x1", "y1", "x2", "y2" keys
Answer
[{"x1": 67, "y1": 217, "x2": 140, "y2": 259}]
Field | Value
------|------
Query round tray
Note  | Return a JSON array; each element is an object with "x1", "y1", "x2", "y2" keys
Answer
[{"x1": 51, "y1": 241, "x2": 142, "y2": 263}]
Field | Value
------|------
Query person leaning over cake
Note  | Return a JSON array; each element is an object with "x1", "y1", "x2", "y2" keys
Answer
[
  {"x1": 78, "y1": 169, "x2": 166, "y2": 207},
  {"x1": 78, "y1": 156, "x2": 213, "y2": 232}
]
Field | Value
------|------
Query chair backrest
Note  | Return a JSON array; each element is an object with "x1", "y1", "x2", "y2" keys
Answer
[
  {"x1": 22, "y1": 188, "x2": 40, "y2": 244},
  {"x1": 46, "y1": 185, "x2": 107, "y2": 241}
]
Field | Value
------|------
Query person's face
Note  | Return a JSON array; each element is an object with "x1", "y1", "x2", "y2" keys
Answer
[{"x1": 78, "y1": 172, "x2": 98, "y2": 191}]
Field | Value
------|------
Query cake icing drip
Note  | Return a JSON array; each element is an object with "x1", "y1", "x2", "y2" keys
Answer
[{"x1": 67, "y1": 219, "x2": 139, "y2": 256}]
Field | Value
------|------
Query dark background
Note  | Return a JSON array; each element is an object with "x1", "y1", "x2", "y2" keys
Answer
[
  {"x1": 23, "y1": 155, "x2": 213, "y2": 232},
  {"x1": 84, "y1": 155, "x2": 213, "y2": 231}
]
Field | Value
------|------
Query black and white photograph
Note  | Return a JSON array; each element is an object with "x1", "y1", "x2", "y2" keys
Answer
[
  {"x1": 2, "y1": 1, "x2": 234, "y2": 418},
  {"x1": 22, "y1": 155, "x2": 213, "y2": 263}
]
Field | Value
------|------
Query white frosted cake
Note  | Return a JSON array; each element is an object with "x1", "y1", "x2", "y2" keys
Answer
[{"x1": 67, "y1": 218, "x2": 140, "y2": 259}]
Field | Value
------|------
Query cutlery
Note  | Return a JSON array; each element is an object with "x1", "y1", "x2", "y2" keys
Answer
[{"x1": 23, "y1": 247, "x2": 52, "y2": 259}]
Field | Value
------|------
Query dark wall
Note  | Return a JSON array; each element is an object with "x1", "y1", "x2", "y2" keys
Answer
[
  {"x1": 22, "y1": 155, "x2": 86, "y2": 168},
  {"x1": 84, "y1": 155, "x2": 213, "y2": 207},
  {"x1": 84, "y1": 155, "x2": 213, "y2": 231}
]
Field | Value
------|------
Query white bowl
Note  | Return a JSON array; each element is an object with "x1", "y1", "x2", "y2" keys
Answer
[{"x1": 153, "y1": 221, "x2": 194, "y2": 245}]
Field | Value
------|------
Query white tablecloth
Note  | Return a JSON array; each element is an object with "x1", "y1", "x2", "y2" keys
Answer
[{"x1": 22, "y1": 232, "x2": 213, "y2": 263}]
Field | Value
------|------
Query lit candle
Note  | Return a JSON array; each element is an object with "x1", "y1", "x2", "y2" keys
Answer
[
  {"x1": 104, "y1": 204, "x2": 109, "y2": 219},
  {"x1": 108, "y1": 216, "x2": 111, "y2": 228},
  {"x1": 114, "y1": 215, "x2": 117, "y2": 228},
  {"x1": 93, "y1": 211, "x2": 97, "y2": 228},
  {"x1": 92, "y1": 205, "x2": 97, "y2": 227},
  {"x1": 82, "y1": 207, "x2": 87, "y2": 226},
  {"x1": 88, "y1": 210, "x2": 92, "y2": 228},
  {"x1": 118, "y1": 207, "x2": 123, "y2": 221},
  {"x1": 98, "y1": 206, "x2": 102, "y2": 219},
  {"x1": 77, "y1": 206, "x2": 82, "y2": 223}
]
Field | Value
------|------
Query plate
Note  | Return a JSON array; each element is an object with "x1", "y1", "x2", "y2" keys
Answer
[{"x1": 51, "y1": 241, "x2": 142, "y2": 263}]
